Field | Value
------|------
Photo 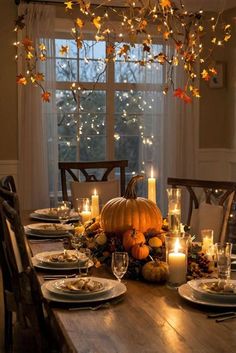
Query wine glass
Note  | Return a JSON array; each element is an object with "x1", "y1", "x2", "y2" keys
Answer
[
  {"x1": 57, "y1": 201, "x2": 71, "y2": 224},
  {"x1": 111, "y1": 252, "x2": 129, "y2": 282}
]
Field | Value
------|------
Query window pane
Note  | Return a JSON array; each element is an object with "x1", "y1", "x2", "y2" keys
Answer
[
  {"x1": 79, "y1": 40, "x2": 106, "y2": 82},
  {"x1": 114, "y1": 90, "x2": 163, "y2": 174},
  {"x1": 115, "y1": 43, "x2": 163, "y2": 84}
]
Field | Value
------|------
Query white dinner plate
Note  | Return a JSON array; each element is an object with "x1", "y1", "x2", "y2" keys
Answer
[
  {"x1": 41, "y1": 277, "x2": 126, "y2": 303},
  {"x1": 188, "y1": 279, "x2": 236, "y2": 302},
  {"x1": 26, "y1": 223, "x2": 74, "y2": 235},
  {"x1": 50, "y1": 277, "x2": 113, "y2": 298},
  {"x1": 231, "y1": 254, "x2": 236, "y2": 261},
  {"x1": 35, "y1": 250, "x2": 89, "y2": 268},
  {"x1": 30, "y1": 208, "x2": 80, "y2": 222},
  {"x1": 32, "y1": 257, "x2": 93, "y2": 271},
  {"x1": 25, "y1": 228, "x2": 70, "y2": 239},
  {"x1": 178, "y1": 283, "x2": 236, "y2": 307}
]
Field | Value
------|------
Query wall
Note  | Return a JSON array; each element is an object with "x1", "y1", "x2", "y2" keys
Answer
[
  {"x1": 197, "y1": 8, "x2": 236, "y2": 181},
  {"x1": 0, "y1": 0, "x2": 18, "y2": 182}
]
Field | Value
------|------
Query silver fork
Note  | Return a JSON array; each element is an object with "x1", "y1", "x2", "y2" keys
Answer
[
  {"x1": 43, "y1": 273, "x2": 77, "y2": 280},
  {"x1": 68, "y1": 302, "x2": 111, "y2": 311}
]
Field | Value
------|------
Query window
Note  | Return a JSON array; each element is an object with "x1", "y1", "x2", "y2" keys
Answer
[{"x1": 46, "y1": 30, "x2": 166, "y2": 195}]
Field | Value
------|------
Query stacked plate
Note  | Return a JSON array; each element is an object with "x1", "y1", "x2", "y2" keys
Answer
[
  {"x1": 32, "y1": 249, "x2": 93, "y2": 270},
  {"x1": 178, "y1": 278, "x2": 236, "y2": 307},
  {"x1": 25, "y1": 222, "x2": 74, "y2": 238},
  {"x1": 30, "y1": 208, "x2": 80, "y2": 222},
  {"x1": 41, "y1": 276, "x2": 127, "y2": 303}
]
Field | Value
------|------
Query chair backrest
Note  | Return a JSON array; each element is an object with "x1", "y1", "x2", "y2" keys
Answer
[
  {"x1": 0, "y1": 197, "x2": 49, "y2": 352},
  {"x1": 167, "y1": 177, "x2": 236, "y2": 243},
  {"x1": 59, "y1": 160, "x2": 128, "y2": 201},
  {"x1": 0, "y1": 175, "x2": 17, "y2": 192},
  {"x1": 0, "y1": 186, "x2": 20, "y2": 214}
]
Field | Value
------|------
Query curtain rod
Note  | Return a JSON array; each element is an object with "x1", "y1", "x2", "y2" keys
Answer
[{"x1": 15, "y1": 0, "x2": 130, "y2": 8}]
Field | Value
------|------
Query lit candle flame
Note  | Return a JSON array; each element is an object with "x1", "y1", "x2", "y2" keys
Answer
[
  {"x1": 94, "y1": 188, "x2": 97, "y2": 196},
  {"x1": 174, "y1": 238, "x2": 181, "y2": 253},
  {"x1": 150, "y1": 167, "x2": 154, "y2": 178}
]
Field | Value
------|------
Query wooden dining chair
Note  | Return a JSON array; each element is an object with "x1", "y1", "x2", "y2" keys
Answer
[
  {"x1": 0, "y1": 197, "x2": 52, "y2": 353},
  {"x1": 167, "y1": 177, "x2": 236, "y2": 243},
  {"x1": 59, "y1": 160, "x2": 128, "y2": 202},
  {"x1": 0, "y1": 175, "x2": 17, "y2": 192}
]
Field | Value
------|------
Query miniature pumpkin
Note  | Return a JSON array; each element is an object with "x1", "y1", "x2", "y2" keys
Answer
[
  {"x1": 148, "y1": 236, "x2": 162, "y2": 248},
  {"x1": 100, "y1": 175, "x2": 163, "y2": 233},
  {"x1": 142, "y1": 260, "x2": 169, "y2": 283},
  {"x1": 131, "y1": 242, "x2": 149, "y2": 260},
  {"x1": 123, "y1": 229, "x2": 145, "y2": 251}
]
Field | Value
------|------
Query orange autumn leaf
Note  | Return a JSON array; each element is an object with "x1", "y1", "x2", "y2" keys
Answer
[
  {"x1": 163, "y1": 31, "x2": 170, "y2": 40},
  {"x1": 155, "y1": 53, "x2": 166, "y2": 64},
  {"x1": 16, "y1": 74, "x2": 27, "y2": 85},
  {"x1": 138, "y1": 19, "x2": 147, "y2": 31},
  {"x1": 174, "y1": 88, "x2": 192, "y2": 103},
  {"x1": 39, "y1": 53, "x2": 47, "y2": 61},
  {"x1": 22, "y1": 37, "x2": 33, "y2": 51},
  {"x1": 160, "y1": 0, "x2": 171, "y2": 9},
  {"x1": 76, "y1": 36, "x2": 82, "y2": 49},
  {"x1": 41, "y1": 91, "x2": 51, "y2": 102},
  {"x1": 59, "y1": 45, "x2": 69, "y2": 55},
  {"x1": 93, "y1": 16, "x2": 101, "y2": 30},
  {"x1": 118, "y1": 44, "x2": 130, "y2": 57},
  {"x1": 106, "y1": 44, "x2": 115, "y2": 56},
  {"x1": 201, "y1": 69, "x2": 210, "y2": 81},
  {"x1": 34, "y1": 73, "x2": 45, "y2": 82},
  {"x1": 76, "y1": 18, "x2": 84, "y2": 28},
  {"x1": 209, "y1": 67, "x2": 217, "y2": 75}
]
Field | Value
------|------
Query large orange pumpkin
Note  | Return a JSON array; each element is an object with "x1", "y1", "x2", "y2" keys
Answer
[{"x1": 100, "y1": 175, "x2": 162, "y2": 233}]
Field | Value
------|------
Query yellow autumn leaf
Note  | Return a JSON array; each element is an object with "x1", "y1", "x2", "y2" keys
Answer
[
  {"x1": 26, "y1": 51, "x2": 34, "y2": 60},
  {"x1": 76, "y1": 18, "x2": 84, "y2": 28},
  {"x1": 39, "y1": 43, "x2": 46, "y2": 51},
  {"x1": 201, "y1": 69, "x2": 210, "y2": 81},
  {"x1": 64, "y1": 1, "x2": 73, "y2": 10},
  {"x1": 224, "y1": 34, "x2": 231, "y2": 42},
  {"x1": 93, "y1": 16, "x2": 101, "y2": 30}
]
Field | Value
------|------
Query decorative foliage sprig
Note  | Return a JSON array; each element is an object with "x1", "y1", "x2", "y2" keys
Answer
[{"x1": 14, "y1": 0, "x2": 231, "y2": 103}]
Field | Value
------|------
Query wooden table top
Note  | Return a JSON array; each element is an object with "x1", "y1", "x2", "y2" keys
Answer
[{"x1": 24, "y1": 213, "x2": 236, "y2": 353}]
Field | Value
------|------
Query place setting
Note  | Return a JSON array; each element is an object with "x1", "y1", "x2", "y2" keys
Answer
[
  {"x1": 40, "y1": 250, "x2": 129, "y2": 307},
  {"x1": 30, "y1": 201, "x2": 80, "y2": 223}
]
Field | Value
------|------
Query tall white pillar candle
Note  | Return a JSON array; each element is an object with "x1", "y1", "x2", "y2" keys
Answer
[
  {"x1": 91, "y1": 189, "x2": 99, "y2": 218},
  {"x1": 148, "y1": 168, "x2": 156, "y2": 203}
]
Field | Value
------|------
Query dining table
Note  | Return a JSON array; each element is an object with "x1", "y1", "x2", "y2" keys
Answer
[{"x1": 23, "y1": 211, "x2": 236, "y2": 353}]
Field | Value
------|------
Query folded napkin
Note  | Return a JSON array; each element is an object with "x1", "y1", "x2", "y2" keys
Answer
[{"x1": 190, "y1": 202, "x2": 224, "y2": 242}]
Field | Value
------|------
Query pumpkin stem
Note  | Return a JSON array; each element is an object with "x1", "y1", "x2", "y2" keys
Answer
[{"x1": 124, "y1": 175, "x2": 144, "y2": 199}]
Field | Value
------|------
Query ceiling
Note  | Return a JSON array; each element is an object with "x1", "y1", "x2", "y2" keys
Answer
[{"x1": 24, "y1": 0, "x2": 236, "y2": 11}]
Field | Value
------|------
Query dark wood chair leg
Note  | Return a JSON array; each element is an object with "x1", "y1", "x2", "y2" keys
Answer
[{"x1": 4, "y1": 309, "x2": 13, "y2": 353}]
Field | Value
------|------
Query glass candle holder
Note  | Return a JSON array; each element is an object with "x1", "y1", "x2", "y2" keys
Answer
[
  {"x1": 165, "y1": 235, "x2": 189, "y2": 288},
  {"x1": 80, "y1": 198, "x2": 92, "y2": 224},
  {"x1": 166, "y1": 188, "x2": 181, "y2": 234},
  {"x1": 201, "y1": 229, "x2": 214, "y2": 254}
]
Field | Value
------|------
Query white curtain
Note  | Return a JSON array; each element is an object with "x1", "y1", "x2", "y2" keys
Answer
[
  {"x1": 18, "y1": 3, "x2": 57, "y2": 210},
  {"x1": 159, "y1": 64, "x2": 198, "y2": 216}
]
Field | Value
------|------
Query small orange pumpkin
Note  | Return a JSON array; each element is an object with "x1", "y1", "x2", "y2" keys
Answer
[
  {"x1": 131, "y1": 242, "x2": 149, "y2": 260},
  {"x1": 123, "y1": 229, "x2": 146, "y2": 251}
]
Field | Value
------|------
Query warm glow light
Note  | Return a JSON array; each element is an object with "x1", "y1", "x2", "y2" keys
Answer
[
  {"x1": 14, "y1": 1, "x2": 232, "y2": 104},
  {"x1": 174, "y1": 238, "x2": 181, "y2": 253}
]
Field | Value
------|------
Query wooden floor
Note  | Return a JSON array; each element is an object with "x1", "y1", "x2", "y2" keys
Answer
[{"x1": 0, "y1": 270, "x2": 38, "y2": 353}]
